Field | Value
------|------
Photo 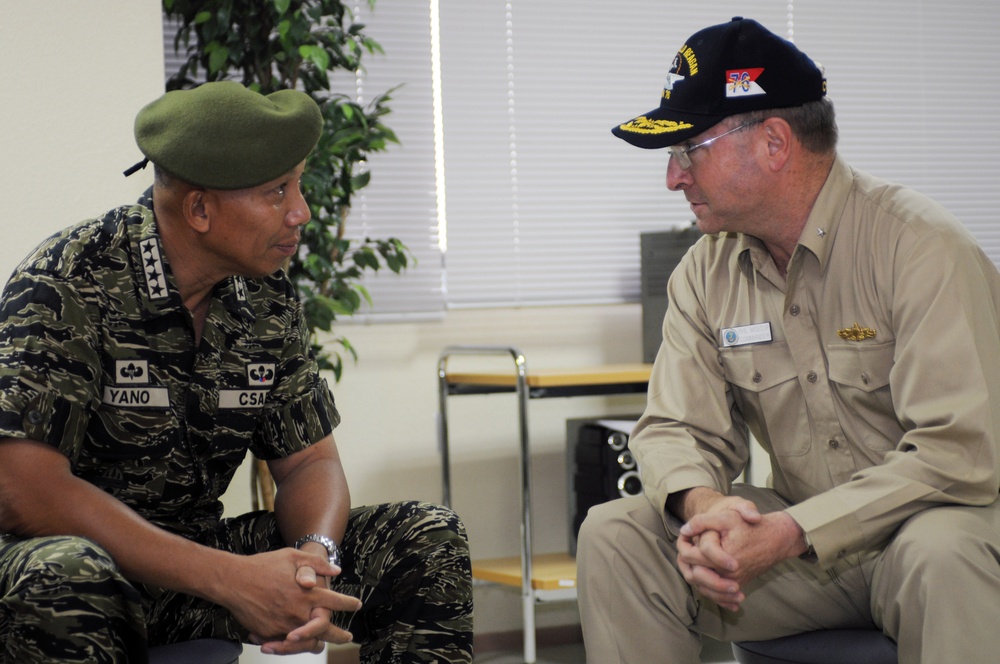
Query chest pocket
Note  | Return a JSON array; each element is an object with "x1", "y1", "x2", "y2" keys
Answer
[
  {"x1": 214, "y1": 337, "x2": 283, "y2": 419},
  {"x1": 719, "y1": 342, "x2": 811, "y2": 456},
  {"x1": 826, "y1": 342, "x2": 897, "y2": 453},
  {"x1": 826, "y1": 342, "x2": 894, "y2": 392}
]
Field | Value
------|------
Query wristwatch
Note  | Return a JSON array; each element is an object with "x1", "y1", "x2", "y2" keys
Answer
[
  {"x1": 799, "y1": 532, "x2": 818, "y2": 563},
  {"x1": 294, "y1": 533, "x2": 341, "y2": 567}
]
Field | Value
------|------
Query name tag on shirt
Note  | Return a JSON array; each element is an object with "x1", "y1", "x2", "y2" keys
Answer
[
  {"x1": 103, "y1": 386, "x2": 170, "y2": 408},
  {"x1": 219, "y1": 389, "x2": 269, "y2": 409},
  {"x1": 721, "y1": 322, "x2": 773, "y2": 348}
]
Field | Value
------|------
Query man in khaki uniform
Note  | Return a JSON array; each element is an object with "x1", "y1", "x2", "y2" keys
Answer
[{"x1": 577, "y1": 17, "x2": 1000, "y2": 664}]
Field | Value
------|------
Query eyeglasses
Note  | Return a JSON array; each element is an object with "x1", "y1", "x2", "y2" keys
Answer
[{"x1": 667, "y1": 120, "x2": 762, "y2": 170}]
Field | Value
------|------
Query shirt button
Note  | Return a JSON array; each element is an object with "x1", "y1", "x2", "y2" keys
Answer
[
  {"x1": 752, "y1": 371, "x2": 762, "y2": 383},
  {"x1": 26, "y1": 410, "x2": 44, "y2": 425},
  {"x1": 828, "y1": 438, "x2": 839, "y2": 449},
  {"x1": 806, "y1": 371, "x2": 818, "y2": 383},
  {"x1": 861, "y1": 372, "x2": 870, "y2": 385},
  {"x1": 789, "y1": 304, "x2": 801, "y2": 316}
]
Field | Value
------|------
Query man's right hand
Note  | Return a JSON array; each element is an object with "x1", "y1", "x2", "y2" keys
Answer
[
  {"x1": 221, "y1": 547, "x2": 362, "y2": 653},
  {"x1": 670, "y1": 488, "x2": 762, "y2": 610},
  {"x1": 671, "y1": 487, "x2": 808, "y2": 611}
]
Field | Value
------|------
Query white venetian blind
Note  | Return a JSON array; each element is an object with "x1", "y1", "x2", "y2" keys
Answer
[
  {"x1": 793, "y1": 0, "x2": 1000, "y2": 259},
  {"x1": 438, "y1": 1, "x2": 787, "y2": 308},
  {"x1": 162, "y1": 3, "x2": 445, "y2": 318},
  {"x1": 165, "y1": 1, "x2": 1000, "y2": 314},
  {"x1": 341, "y1": 0, "x2": 444, "y2": 318}
]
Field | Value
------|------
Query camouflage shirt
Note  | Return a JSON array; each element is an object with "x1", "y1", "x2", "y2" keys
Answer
[{"x1": 0, "y1": 188, "x2": 339, "y2": 540}]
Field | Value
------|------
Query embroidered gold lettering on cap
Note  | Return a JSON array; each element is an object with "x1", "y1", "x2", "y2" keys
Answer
[{"x1": 838, "y1": 323, "x2": 876, "y2": 341}]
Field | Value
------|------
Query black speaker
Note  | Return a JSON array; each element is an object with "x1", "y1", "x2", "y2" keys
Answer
[
  {"x1": 640, "y1": 226, "x2": 702, "y2": 363},
  {"x1": 566, "y1": 418, "x2": 642, "y2": 554}
]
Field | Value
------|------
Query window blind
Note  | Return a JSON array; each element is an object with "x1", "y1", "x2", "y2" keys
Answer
[
  {"x1": 162, "y1": 2, "x2": 445, "y2": 319},
  {"x1": 165, "y1": 1, "x2": 1000, "y2": 314},
  {"x1": 793, "y1": 1, "x2": 1000, "y2": 259},
  {"x1": 438, "y1": 0, "x2": 1000, "y2": 307}
]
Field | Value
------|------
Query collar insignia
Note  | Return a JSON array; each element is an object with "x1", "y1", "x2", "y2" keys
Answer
[{"x1": 139, "y1": 238, "x2": 169, "y2": 300}]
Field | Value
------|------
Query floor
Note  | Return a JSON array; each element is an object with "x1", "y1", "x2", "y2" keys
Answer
[{"x1": 472, "y1": 637, "x2": 738, "y2": 663}]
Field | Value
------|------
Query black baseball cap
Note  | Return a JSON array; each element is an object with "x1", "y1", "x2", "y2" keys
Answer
[{"x1": 613, "y1": 17, "x2": 826, "y2": 149}]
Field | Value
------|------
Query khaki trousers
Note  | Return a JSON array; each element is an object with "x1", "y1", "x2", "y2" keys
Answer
[{"x1": 577, "y1": 486, "x2": 1000, "y2": 664}]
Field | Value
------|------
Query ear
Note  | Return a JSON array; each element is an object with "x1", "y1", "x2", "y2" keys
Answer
[
  {"x1": 760, "y1": 117, "x2": 793, "y2": 172},
  {"x1": 181, "y1": 189, "x2": 212, "y2": 234}
]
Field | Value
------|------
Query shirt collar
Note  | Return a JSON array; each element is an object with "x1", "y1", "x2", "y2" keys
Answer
[
  {"x1": 127, "y1": 187, "x2": 256, "y2": 323},
  {"x1": 736, "y1": 155, "x2": 853, "y2": 278},
  {"x1": 796, "y1": 155, "x2": 853, "y2": 274}
]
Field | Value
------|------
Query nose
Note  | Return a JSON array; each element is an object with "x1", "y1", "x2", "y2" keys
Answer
[
  {"x1": 287, "y1": 184, "x2": 312, "y2": 227},
  {"x1": 666, "y1": 155, "x2": 691, "y2": 191}
]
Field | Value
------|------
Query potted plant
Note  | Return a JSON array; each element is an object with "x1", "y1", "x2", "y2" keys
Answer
[
  {"x1": 163, "y1": 0, "x2": 410, "y2": 381},
  {"x1": 163, "y1": 0, "x2": 410, "y2": 516}
]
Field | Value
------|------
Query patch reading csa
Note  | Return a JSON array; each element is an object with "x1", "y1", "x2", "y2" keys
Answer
[
  {"x1": 219, "y1": 362, "x2": 276, "y2": 409},
  {"x1": 219, "y1": 390, "x2": 269, "y2": 409}
]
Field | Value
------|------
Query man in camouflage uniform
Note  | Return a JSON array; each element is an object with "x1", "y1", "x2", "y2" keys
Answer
[{"x1": 0, "y1": 81, "x2": 473, "y2": 663}]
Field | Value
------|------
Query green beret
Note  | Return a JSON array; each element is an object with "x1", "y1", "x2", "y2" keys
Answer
[{"x1": 134, "y1": 81, "x2": 323, "y2": 190}]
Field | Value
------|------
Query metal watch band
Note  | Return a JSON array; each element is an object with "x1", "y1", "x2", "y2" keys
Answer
[{"x1": 294, "y1": 533, "x2": 341, "y2": 567}]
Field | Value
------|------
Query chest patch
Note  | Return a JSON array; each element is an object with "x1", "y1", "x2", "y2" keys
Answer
[
  {"x1": 103, "y1": 359, "x2": 169, "y2": 408},
  {"x1": 103, "y1": 385, "x2": 170, "y2": 408},
  {"x1": 246, "y1": 363, "x2": 276, "y2": 386}
]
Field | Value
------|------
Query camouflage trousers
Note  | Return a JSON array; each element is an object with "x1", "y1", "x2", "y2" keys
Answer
[{"x1": 0, "y1": 501, "x2": 473, "y2": 664}]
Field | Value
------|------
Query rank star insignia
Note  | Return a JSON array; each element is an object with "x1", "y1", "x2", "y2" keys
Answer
[
  {"x1": 837, "y1": 323, "x2": 877, "y2": 341},
  {"x1": 139, "y1": 238, "x2": 169, "y2": 300}
]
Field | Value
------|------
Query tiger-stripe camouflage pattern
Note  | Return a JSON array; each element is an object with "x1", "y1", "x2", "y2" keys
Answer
[
  {"x1": 0, "y1": 535, "x2": 148, "y2": 663},
  {"x1": 1, "y1": 503, "x2": 472, "y2": 663},
  {"x1": 0, "y1": 191, "x2": 473, "y2": 661},
  {"x1": 0, "y1": 187, "x2": 337, "y2": 542}
]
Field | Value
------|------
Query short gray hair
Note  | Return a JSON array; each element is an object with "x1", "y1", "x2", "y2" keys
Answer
[{"x1": 736, "y1": 98, "x2": 838, "y2": 154}]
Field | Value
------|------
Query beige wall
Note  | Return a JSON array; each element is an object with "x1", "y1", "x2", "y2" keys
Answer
[
  {"x1": 0, "y1": 2, "x2": 163, "y2": 268},
  {"x1": 0, "y1": 1, "x2": 650, "y2": 641},
  {"x1": 300, "y1": 304, "x2": 650, "y2": 634}
]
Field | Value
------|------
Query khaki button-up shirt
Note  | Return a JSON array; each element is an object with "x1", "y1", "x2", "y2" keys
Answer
[{"x1": 633, "y1": 156, "x2": 1000, "y2": 565}]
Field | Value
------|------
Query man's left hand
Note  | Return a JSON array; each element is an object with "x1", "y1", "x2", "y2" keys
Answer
[
  {"x1": 678, "y1": 509, "x2": 807, "y2": 611},
  {"x1": 251, "y1": 550, "x2": 358, "y2": 655}
]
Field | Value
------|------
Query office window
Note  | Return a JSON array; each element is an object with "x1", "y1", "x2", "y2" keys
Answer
[{"x1": 166, "y1": 1, "x2": 1000, "y2": 314}]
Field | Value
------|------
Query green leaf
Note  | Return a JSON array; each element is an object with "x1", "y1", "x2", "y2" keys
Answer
[
  {"x1": 208, "y1": 45, "x2": 230, "y2": 75},
  {"x1": 299, "y1": 45, "x2": 330, "y2": 72},
  {"x1": 161, "y1": 0, "x2": 411, "y2": 383}
]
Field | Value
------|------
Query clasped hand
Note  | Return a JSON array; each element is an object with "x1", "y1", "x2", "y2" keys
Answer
[
  {"x1": 229, "y1": 548, "x2": 363, "y2": 655},
  {"x1": 676, "y1": 495, "x2": 803, "y2": 612}
]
